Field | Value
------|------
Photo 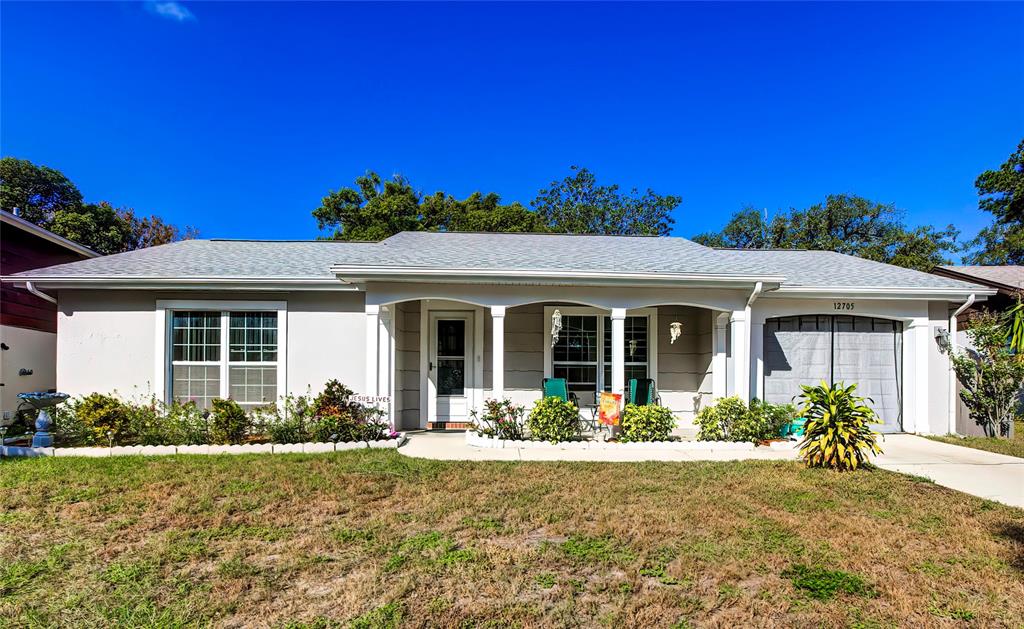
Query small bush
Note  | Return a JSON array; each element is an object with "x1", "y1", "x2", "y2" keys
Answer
[
  {"x1": 208, "y1": 398, "x2": 249, "y2": 444},
  {"x1": 309, "y1": 379, "x2": 390, "y2": 442},
  {"x1": 797, "y1": 381, "x2": 882, "y2": 470},
  {"x1": 619, "y1": 404, "x2": 675, "y2": 442},
  {"x1": 527, "y1": 396, "x2": 580, "y2": 443},
  {"x1": 470, "y1": 399, "x2": 526, "y2": 440},
  {"x1": 251, "y1": 395, "x2": 313, "y2": 444},
  {"x1": 695, "y1": 396, "x2": 795, "y2": 443},
  {"x1": 70, "y1": 393, "x2": 136, "y2": 445},
  {"x1": 694, "y1": 396, "x2": 748, "y2": 441}
]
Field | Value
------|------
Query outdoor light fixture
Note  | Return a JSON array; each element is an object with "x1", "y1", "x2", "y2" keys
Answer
[
  {"x1": 935, "y1": 327, "x2": 951, "y2": 352},
  {"x1": 669, "y1": 321, "x2": 683, "y2": 344}
]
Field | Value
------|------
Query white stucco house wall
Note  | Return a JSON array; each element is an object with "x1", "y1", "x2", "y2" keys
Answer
[{"x1": 5, "y1": 231, "x2": 994, "y2": 436}]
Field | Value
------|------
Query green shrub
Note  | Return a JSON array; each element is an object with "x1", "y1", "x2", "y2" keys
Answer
[
  {"x1": 208, "y1": 398, "x2": 249, "y2": 444},
  {"x1": 308, "y1": 379, "x2": 390, "y2": 442},
  {"x1": 527, "y1": 396, "x2": 580, "y2": 443},
  {"x1": 620, "y1": 404, "x2": 675, "y2": 442},
  {"x1": 250, "y1": 395, "x2": 313, "y2": 444},
  {"x1": 695, "y1": 396, "x2": 795, "y2": 443},
  {"x1": 471, "y1": 399, "x2": 526, "y2": 440},
  {"x1": 70, "y1": 393, "x2": 136, "y2": 445},
  {"x1": 797, "y1": 382, "x2": 882, "y2": 470},
  {"x1": 694, "y1": 396, "x2": 748, "y2": 441}
]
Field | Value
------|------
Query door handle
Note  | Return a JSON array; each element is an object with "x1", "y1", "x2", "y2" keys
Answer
[{"x1": 429, "y1": 361, "x2": 434, "y2": 372}]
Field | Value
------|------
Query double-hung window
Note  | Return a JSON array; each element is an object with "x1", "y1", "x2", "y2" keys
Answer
[
  {"x1": 550, "y1": 311, "x2": 651, "y2": 404},
  {"x1": 169, "y1": 308, "x2": 280, "y2": 410}
]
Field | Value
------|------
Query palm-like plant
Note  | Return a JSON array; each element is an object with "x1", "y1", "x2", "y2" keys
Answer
[
  {"x1": 796, "y1": 382, "x2": 882, "y2": 471},
  {"x1": 1008, "y1": 297, "x2": 1024, "y2": 358}
]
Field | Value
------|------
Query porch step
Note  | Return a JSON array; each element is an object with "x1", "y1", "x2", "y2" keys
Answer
[{"x1": 427, "y1": 422, "x2": 471, "y2": 431}]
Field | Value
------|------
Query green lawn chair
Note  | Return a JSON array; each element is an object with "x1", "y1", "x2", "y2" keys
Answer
[
  {"x1": 628, "y1": 378, "x2": 661, "y2": 406},
  {"x1": 542, "y1": 377, "x2": 580, "y2": 406},
  {"x1": 780, "y1": 417, "x2": 807, "y2": 438}
]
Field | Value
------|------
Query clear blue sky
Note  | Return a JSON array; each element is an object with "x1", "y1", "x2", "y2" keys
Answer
[{"x1": 2, "y1": 2, "x2": 1022, "y2": 248}]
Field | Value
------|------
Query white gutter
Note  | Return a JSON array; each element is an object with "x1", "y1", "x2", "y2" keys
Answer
[
  {"x1": 947, "y1": 293, "x2": 976, "y2": 434},
  {"x1": 24, "y1": 281, "x2": 57, "y2": 304},
  {"x1": 746, "y1": 281, "x2": 764, "y2": 309}
]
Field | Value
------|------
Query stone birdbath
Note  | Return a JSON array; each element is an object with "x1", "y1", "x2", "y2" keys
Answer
[{"x1": 17, "y1": 391, "x2": 69, "y2": 448}]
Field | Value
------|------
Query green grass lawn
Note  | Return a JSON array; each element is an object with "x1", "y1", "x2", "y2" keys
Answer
[
  {"x1": 927, "y1": 420, "x2": 1024, "y2": 459},
  {"x1": 1, "y1": 451, "x2": 1022, "y2": 628}
]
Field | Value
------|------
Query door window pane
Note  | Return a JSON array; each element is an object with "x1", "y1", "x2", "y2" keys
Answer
[
  {"x1": 437, "y1": 359, "x2": 465, "y2": 396},
  {"x1": 437, "y1": 320, "x2": 465, "y2": 357}
]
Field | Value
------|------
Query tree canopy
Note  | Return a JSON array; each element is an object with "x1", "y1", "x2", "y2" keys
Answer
[
  {"x1": 692, "y1": 194, "x2": 960, "y2": 272},
  {"x1": 0, "y1": 157, "x2": 196, "y2": 255},
  {"x1": 312, "y1": 166, "x2": 680, "y2": 241},
  {"x1": 964, "y1": 138, "x2": 1024, "y2": 265}
]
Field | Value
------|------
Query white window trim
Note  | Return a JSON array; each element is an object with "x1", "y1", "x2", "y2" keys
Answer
[
  {"x1": 542, "y1": 306, "x2": 658, "y2": 392},
  {"x1": 155, "y1": 300, "x2": 287, "y2": 406}
]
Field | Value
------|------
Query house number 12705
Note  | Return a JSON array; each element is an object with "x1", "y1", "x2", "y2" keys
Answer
[{"x1": 834, "y1": 302, "x2": 855, "y2": 311}]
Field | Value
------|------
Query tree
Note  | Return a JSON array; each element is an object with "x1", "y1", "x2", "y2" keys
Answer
[
  {"x1": 312, "y1": 172, "x2": 422, "y2": 241},
  {"x1": 964, "y1": 138, "x2": 1024, "y2": 265},
  {"x1": 0, "y1": 156, "x2": 84, "y2": 224},
  {"x1": 531, "y1": 166, "x2": 678, "y2": 236},
  {"x1": 950, "y1": 310, "x2": 1024, "y2": 437},
  {"x1": 0, "y1": 156, "x2": 197, "y2": 254},
  {"x1": 693, "y1": 194, "x2": 960, "y2": 271},
  {"x1": 421, "y1": 192, "x2": 545, "y2": 233}
]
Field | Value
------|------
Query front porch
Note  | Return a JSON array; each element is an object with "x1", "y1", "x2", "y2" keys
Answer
[{"x1": 360, "y1": 283, "x2": 762, "y2": 434}]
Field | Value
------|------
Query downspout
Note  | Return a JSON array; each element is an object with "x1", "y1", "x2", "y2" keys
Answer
[
  {"x1": 947, "y1": 294, "x2": 976, "y2": 435},
  {"x1": 24, "y1": 281, "x2": 57, "y2": 305}
]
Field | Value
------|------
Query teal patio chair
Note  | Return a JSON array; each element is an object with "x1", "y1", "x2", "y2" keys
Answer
[
  {"x1": 542, "y1": 377, "x2": 580, "y2": 406},
  {"x1": 627, "y1": 378, "x2": 661, "y2": 406}
]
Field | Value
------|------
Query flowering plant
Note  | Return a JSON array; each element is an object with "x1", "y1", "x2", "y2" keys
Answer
[{"x1": 470, "y1": 399, "x2": 526, "y2": 440}]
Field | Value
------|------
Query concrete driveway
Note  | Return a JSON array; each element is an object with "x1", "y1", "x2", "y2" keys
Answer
[{"x1": 874, "y1": 434, "x2": 1024, "y2": 509}]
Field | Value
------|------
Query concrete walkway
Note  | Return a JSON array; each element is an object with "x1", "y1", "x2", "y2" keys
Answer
[
  {"x1": 399, "y1": 431, "x2": 801, "y2": 463},
  {"x1": 874, "y1": 434, "x2": 1024, "y2": 509},
  {"x1": 399, "y1": 432, "x2": 1023, "y2": 509}
]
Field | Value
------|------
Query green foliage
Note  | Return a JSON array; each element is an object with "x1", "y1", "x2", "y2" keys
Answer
[
  {"x1": 692, "y1": 194, "x2": 959, "y2": 271},
  {"x1": 310, "y1": 379, "x2": 389, "y2": 442},
  {"x1": 314, "y1": 166, "x2": 680, "y2": 240},
  {"x1": 0, "y1": 156, "x2": 196, "y2": 254},
  {"x1": 531, "y1": 165, "x2": 679, "y2": 235},
  {"x1": 69, "y1": 393, "x2": 136, "y2": 445},
  {"x1": 527, "y1": 396, "x2": 580, "y2": 443},
  {"x1": 208, "y1": 398, "x2": 249, "y2": 444},
  {"x1": 695, "y1": 396, "x2": 794, "y2": 443},
  {"x1": 619, "y1": 404, "x2": 675, "y2": 442},
  {"x1": 560, "y1": 535, "x2": 636, "y2": 565},
  {"x1": 782, "y1": 564, "x2": 876, "y2": 600},
  {"x1": 965, "y1": 138, "x2": 1024, "y2": 265},
  {"x1": 797, "y1": 382, "x2": 882, "y2": 470},
  {"x1": 133, "y1": 401, "x2": 207, "y2": 446},
  {"x1": 470, "y1": 398, "x2": 526, "y2": 440},
  {"x1": 950, "y1": 310, "x2": 1024, "y2": 437}
]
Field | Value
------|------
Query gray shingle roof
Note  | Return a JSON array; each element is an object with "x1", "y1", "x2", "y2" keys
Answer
[
  {"x1": 935, "y1": 265, "x2": 1024, "y2": 290},
  {"x1": 8, "y1": 231, "x2": 986, "y2": 292}
]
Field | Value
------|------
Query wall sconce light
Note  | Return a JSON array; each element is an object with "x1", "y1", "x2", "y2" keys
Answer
[
  {"x1": 551, "y1": 309, "x2": 562, "y2": 348},
  {"x1": 934, "y1": 327, "x2": 951, "y2": 352}
]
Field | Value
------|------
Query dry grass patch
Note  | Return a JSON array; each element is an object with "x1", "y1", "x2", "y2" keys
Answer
[
  {"x1": 927, "y1": 420, "x2": 1024, "y2": 459},
  {"x1": 0, "y1": 451, "x2": 1022, "y2": 627}
]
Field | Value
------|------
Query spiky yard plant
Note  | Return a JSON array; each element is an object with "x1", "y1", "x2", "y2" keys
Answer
[{"x1": 796, "y1": 382, "x2": 882, "y2": 471}]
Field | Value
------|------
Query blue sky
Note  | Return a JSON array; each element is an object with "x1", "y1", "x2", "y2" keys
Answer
[{"x1": 2, "y1": 2, "x2": 1022, "y2": 248}]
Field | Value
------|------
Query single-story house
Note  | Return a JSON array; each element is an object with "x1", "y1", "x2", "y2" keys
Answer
[
  {"x1": 1, "y1": 210, "x2": 98, "y2": 419},
  {"x1": 5, "y1": 231, "x2": 995, "y2": 435}
]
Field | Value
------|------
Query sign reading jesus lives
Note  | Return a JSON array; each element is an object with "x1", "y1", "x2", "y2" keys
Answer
[{"x1": 351, "y1": 395, "x2": 391, "y2": 405}]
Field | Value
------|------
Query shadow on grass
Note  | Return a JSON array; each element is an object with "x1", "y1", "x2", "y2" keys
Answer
[{"x1": 993, "y1": 521, "x2": 1024, "y2": 572}]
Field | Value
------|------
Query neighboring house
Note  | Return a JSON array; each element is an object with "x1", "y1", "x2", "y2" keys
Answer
[
  {"x1": 931, "y1": 265, "x2": 1023, "y2": 437},
  {"x1": 0, "y1": 210, "x2": 98, "y2": 418},
  {"x1": 4, "y1": 231, "x2": 994, "y2": 435}
]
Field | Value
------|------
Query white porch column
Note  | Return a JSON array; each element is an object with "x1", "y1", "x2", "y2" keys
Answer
[
  {"x1": 490, "y1": 306, "x2": 506, "y2": 400},
  {"x1": 730, "y1": 309, "x2": 750, "y2": 401},
  {"x1": 907, "y1": 317, "x2": 930, "y2": 434},
  {"x1": 611, "y1": 308, "x2": 626, "y2": 398},
  {"x1": 365, "y1": 304, "x2": 380, "y2": 396},
  {"x1": 378, "y1": 305, "x2": 394, "y2": 428},
  {"x1": 712, "y1": 312, "x2": 729, "y2": 399},
  {"x1": 750, "y1": 320, "x2": 764, "y2": 401}
]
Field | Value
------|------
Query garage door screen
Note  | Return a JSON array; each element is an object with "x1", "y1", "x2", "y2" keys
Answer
[{"x1": 763, "y1": 315, "x2": 903, "y2": 433}]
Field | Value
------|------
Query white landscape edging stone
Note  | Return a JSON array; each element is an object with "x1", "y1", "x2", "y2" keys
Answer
[
  {"x1": 464, "y1": 431, "x2": 789, "y2": 453},
  {"x1": 0, "y1": 434, "x2": 407, "y2": 458}
]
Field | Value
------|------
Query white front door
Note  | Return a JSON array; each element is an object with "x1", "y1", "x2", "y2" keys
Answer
[{"x1": 428, "y1": 312, "x2": 474, "y2": 424}]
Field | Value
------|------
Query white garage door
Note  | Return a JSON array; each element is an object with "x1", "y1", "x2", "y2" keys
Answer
[{"x1": 763, "y1": 315, "x2": 903, "y2": 433}]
